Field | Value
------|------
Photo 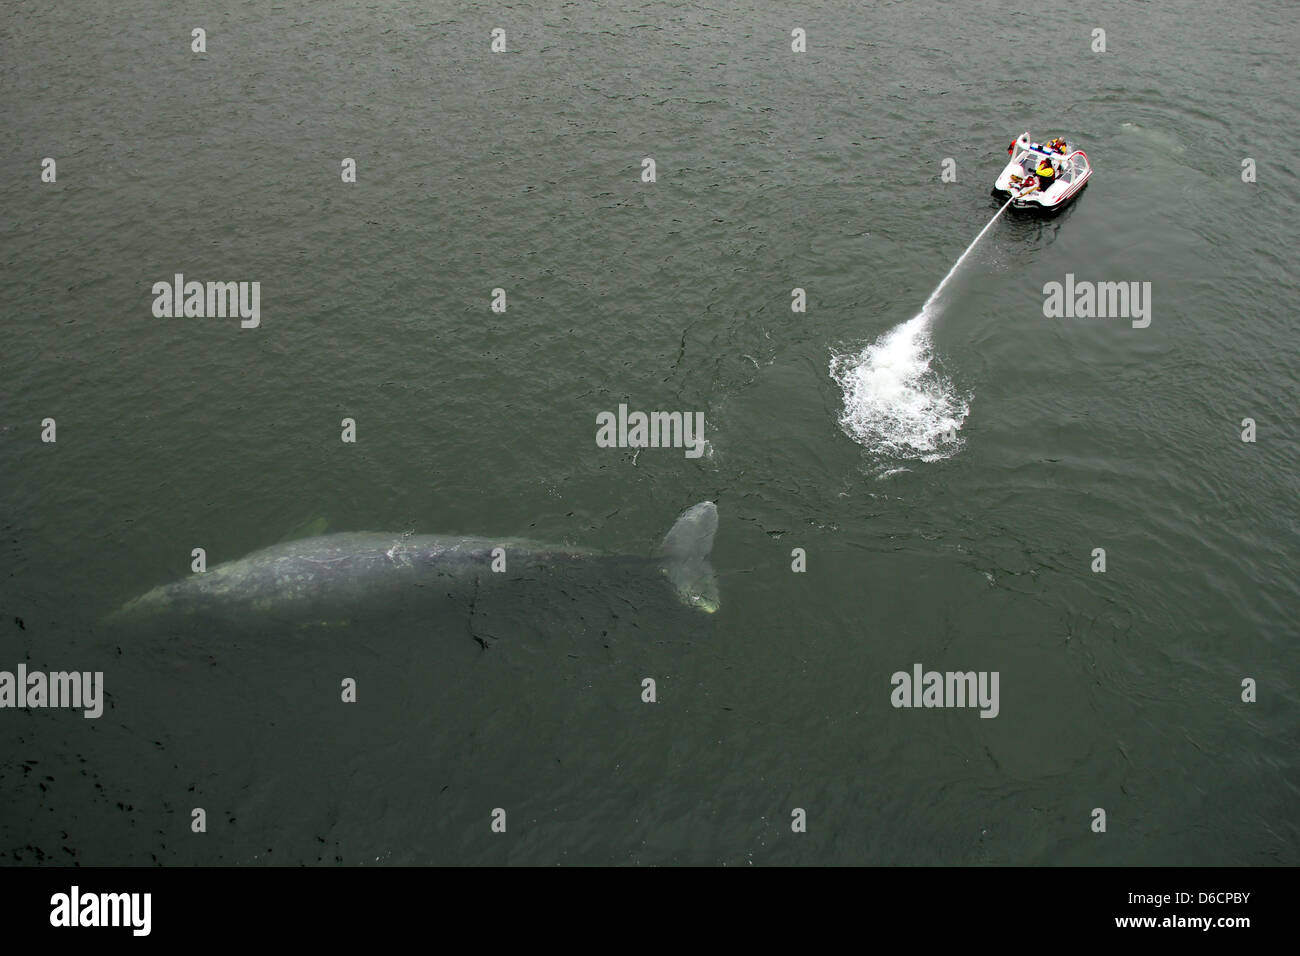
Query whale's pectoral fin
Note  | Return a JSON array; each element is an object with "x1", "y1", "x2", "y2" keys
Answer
[{"x1": 654, "y1": 501, "x2": 720, "y2": 613}]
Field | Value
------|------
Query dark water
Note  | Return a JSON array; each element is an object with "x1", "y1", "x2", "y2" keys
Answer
[{"x1": 2, "y1": 0, "x2": 1297, "y2": 864}]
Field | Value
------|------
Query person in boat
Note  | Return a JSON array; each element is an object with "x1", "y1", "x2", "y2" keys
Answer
[
  {"x1": 1036, "y1": 155, "x2": 1058, "y2": 190},
  {"x1": 1018, "y1": 155, "x2": 1058, "y2": 197},
  {"x1": 1046, "y1": 137, "x2": 1068, "y2": 154}
]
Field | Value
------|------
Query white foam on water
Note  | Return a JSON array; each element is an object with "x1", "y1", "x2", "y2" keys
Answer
[
  {"x1": 830, "y1": 198, "x2": 1013, "y2": 470},
  {"x1": 830, "y1": 308, "x2": 970, "y2": 463}
]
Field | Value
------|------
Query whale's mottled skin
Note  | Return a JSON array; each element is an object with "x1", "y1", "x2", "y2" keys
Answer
[{"x1": 111, "y1": 502, "x2": 719, "y2": 629}]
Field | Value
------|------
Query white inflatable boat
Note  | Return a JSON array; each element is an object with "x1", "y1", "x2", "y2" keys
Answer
[{"x1": 993, "y1": 132, "x2": 1092, "y2": 211}]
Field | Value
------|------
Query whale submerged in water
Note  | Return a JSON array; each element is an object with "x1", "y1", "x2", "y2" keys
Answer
[{"x1": 111, "y1": 501, "x2": 720, "y2": 631}]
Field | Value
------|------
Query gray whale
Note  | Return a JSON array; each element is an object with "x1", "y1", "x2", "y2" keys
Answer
[{"x1": 111, "y1": 501, "x2": 719, "y2": 629}]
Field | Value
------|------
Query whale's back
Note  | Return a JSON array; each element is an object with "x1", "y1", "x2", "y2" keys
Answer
[{"x1": 109, "y1": 503, "x2": 720, "y2": 633}]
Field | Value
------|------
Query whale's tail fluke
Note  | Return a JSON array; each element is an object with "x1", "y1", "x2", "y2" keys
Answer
[{"x1": 655, "y1": 501, "x2": 719, "y2": 613}]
